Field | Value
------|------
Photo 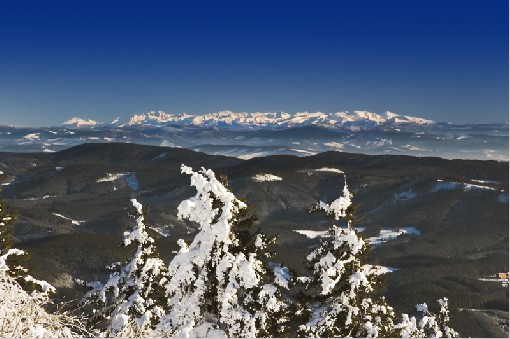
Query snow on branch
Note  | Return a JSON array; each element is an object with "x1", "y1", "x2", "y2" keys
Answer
[{"x1": 0, "y1": 248, "x2": 25, "y2": 272}]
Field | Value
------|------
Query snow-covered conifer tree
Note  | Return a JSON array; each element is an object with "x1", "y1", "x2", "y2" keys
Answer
[
  {"x1": 395, "y1": 298, "x2": 458, "y2": 338},
  {"x1": 83, "y1": 199, "x2": 168, "y2": 337},
  {"x1": 0, "y1": 192, "x2": 85, "y2": 337},
  {"x1": 158, "y1": 165, "x2": 290, "y2": 338},
  {"x1": 299, "y1": 174, "x2": 396, "y2": 337},
  {"x1": 1, "y1": 249, "x2": 86, "y2": 337},
  {"x1": 0, "y1": 198, "x2": 28, "y2": 281}
]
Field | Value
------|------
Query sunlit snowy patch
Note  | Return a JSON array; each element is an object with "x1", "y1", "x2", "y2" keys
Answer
[
  {"x1": 160, "y1": 140, "x2": 176, "y2": 147},
  {"x1": 291, "y1": 149, "x2": 317, "y2": 156},
  {"x1": 97, "y1": 173, "x2": 127, "y2": 182},
  {"x1": 362, "y1": 264, "x2": 399, "y2": 275},
  {"x1": 252, "y1": 173, "x2": 283, "y2": 182},
  {"x1": 471, "y1": 179, "x2": 500, "y2": 184},
  {"x1": 238, "y1": 152, "x2": 270, "y2": 160},
  {"x1": 430, "y1": 179, "x2": 498, "y2": 192},
  {"x1": 23, "y1": 133, "x2": 40, "y2": 141},
  {"x1": 295, "y1": 230, "x2": 329, "y2": 239},
  {"x1": 479, "y1": 277, "x2": 509, "y2": 287},
  {"x1": 97, "y1": 173, "x2": 139, "y2": 191},
  {"x1": 306, "y1": 167, "x2": 344, "y2": 174},
  {"x1": 53, "y1": 213, "x2": 84, "y2": 225},
  {"x1": 149, "y1": 225, "x2": 171, "y2": 237},
  {"x1": 367, "y1": 227, "x2": 420, "y2": 246},
  {"x1": 295, "y1": 227, "x2": 365, "y2": 239}
]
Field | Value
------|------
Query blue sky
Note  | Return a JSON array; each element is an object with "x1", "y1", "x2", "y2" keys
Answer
[{"x1": 0, "y1": 0, "x2": 507, "y2": 126}]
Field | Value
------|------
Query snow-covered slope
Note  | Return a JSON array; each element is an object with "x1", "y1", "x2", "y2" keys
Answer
[{"x1": 64, "y1": 110, "x2": 435, "y2": 130}]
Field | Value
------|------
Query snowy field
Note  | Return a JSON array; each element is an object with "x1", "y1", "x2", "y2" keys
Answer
[
  {"x1": 52, "y1": 213, "x2": 84, "y2": 226},
  {"x1": 252, "y1": 173, "x2": 283, "y2": 182},
  {"x1": 430, "y1": 179, "x2": 499, "y2": 192},
  {"x1": 97, "y1": 172, "x2": 139, "y2": 191},
  {"x1": 295, "y1": 226, "x2": 420, "y2": 247}
]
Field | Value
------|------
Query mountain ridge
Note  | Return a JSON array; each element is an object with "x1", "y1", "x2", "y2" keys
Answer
[{"x1": 62, "y1": 110, "x2": 436, "y2": 130}]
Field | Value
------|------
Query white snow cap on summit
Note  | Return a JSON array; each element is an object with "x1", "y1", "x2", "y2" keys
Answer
[
  {"x1": 62, "y1": 117, "x2": 100, "y2": 127},
  {"x1": 385, "y1": 111, "x2": 434, "y2": 124}
]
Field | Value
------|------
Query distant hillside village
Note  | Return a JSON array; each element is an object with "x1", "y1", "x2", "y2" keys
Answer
[{"x1": 480, "y1": 272, "x2": 509, "y2": 287}]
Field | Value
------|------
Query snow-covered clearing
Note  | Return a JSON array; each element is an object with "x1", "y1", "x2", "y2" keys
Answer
[
  {"x1": 97, "y1": 173, "x2": 139, "y2": 191},
  {"x1": 305, "y1": 167, "x2": 344, "y2": 174},
  {"x1": 238, "y1": 152, "x2": 270, "y2": 160},
  {"x1": 430, "y1": 179, "x2": 498, "y2": 192},
  {"x1": 148, "y1": 225, "x2": 171, "y2": 237},
  {"x1": 471, "y1": 179, "x2": 500, "y2": 184},
  {"x1": 53, "y1": 213, "x2": 84, "y2": 225},
  {"x1": 295, "y1": 227, "x2": 365, "y2": 239},
  {"x1": 23, "y1": 133, "x2": 40, "y2": 141},
  {"x1": 479, "y1": 278, "x2": 509, "y2": 287},
  {"x1": 295, "y1": 230, "x2": 328, "y2": 238},
  {"x1": 252, "y1": 173, "x2": 283, "y2": 182},
  {"x1": 23, "y1": 195, "x2": 57, "y2": 201},
  {"x1": 362, "y1": 264, "x2": 399, "y2": 275},
  {"x1": 97, "y1": 173, "x2": 127, "y2": 182},
  {"x1": 290, "y1": 149, "x2": 317, "y2": 156},
  {"x1": 367, "y1": 227, "x2": 420, "y2": 246},
  {"x1": 297, "y1": 226, "x2": 421, "y2": 246}
]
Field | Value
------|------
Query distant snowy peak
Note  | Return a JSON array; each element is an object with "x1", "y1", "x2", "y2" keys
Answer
[
  {"x1": 385, "y1": 111, "x2": 434, "y2": 124},
  {"x1": 64, "y1": 110, "x2": 436, "y2": 129},
  {"x1": 62, "y1": 117, "x2": 100, "y2": 127}
]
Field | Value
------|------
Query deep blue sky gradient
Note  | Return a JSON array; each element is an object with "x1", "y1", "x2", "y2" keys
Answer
[{"x1": 0, "y1": 0, "x2": 508, "y2": 126}]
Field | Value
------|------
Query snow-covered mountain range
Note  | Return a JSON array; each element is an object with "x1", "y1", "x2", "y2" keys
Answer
[
  {"x1": 1, "y1": 110, "x2": 506, "y2": 161},
  {"x1": 62, "y1": 110, "x2": 435, "y2": 130}
]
